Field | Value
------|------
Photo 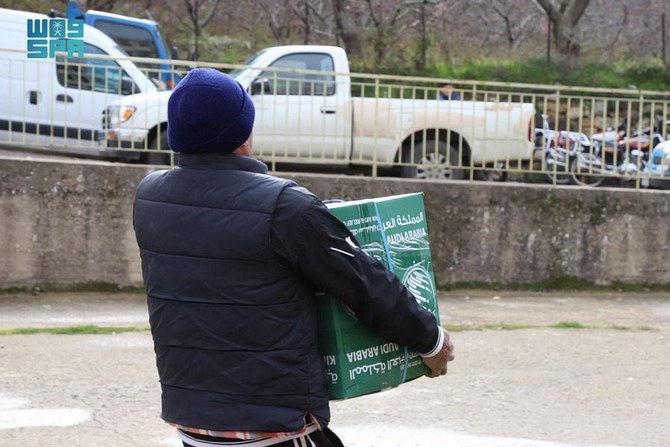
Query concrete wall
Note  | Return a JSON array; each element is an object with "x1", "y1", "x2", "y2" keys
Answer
[{"x1": 1, "y1": 156, "x2": 669, "y2": 289}]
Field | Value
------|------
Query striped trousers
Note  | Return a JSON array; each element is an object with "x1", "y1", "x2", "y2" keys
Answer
[{"x1": 179, "y1": 427, "x2": 344, "y2": 447}]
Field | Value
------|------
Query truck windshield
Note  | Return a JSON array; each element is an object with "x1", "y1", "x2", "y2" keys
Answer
[
  {"x1": 229, "y1": 49, "x2": 268, "y2": 77},
  {"x1": 93, "y1": 19, "x2": 161, "y2": 79},
  {"x1": 259, "y1": 53, "x2": 336, "y2": 96}
]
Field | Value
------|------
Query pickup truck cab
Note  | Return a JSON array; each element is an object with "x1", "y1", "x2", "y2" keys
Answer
[{"x1": 104, "y1": 45, "x2": 536, "y2": 177}]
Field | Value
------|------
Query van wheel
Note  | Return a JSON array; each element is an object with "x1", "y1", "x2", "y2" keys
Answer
[
  {"x1": 400, "y1": 140, "x2": 465, "y2": 180},
  {"x1": 145, "y1": 129, "x2": 172, "y2": 165}
]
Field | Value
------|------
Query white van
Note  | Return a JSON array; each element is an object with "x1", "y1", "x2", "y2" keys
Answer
[{"x1": 0, "y1": 8, "x2": 156, "y2": 157}]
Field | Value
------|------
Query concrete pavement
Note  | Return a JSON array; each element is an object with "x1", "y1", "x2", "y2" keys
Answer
[{"x1": 0, "y1": 290, "x2": 669, "y2": 447}]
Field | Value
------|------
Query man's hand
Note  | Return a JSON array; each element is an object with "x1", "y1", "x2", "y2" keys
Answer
[{"x1": 422, "y1": 328, "x2": 455, "y2": 378}]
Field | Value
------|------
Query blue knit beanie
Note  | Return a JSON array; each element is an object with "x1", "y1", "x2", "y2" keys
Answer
[{"x1": 167, "y1": 68, "x2": 255, "y2": 153}]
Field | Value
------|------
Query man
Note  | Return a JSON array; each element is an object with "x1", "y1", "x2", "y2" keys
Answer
[
  {"x1": 133, "y1": 68, "x2": 454, "y2": 447},
  {"x1": 439, "y1": 83, "x2": 461, "y2": 101}
]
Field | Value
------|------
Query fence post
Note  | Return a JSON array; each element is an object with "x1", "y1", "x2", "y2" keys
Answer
[{"x1": 372, "y1": 78, "x2": 380, "y2": 178}]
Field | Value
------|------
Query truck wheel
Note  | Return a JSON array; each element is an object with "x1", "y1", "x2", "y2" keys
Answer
[
  {"x1": 145, "y1": 129, "x2": 172, "y2": 165},
  {"x1": 475, "y1": 162, "x2": 508, "y2": 182},
  {"x1": 400, "y1": 140, "x2": 465, "y2": 180}
]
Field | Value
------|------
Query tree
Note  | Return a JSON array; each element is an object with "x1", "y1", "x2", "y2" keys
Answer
[
  {"x1": 533, "y1": 0, "x2": 591, "y2": 58},
  {"x1": 411, "y1": 0, "x2": 443, "y2": 71},
  {"x1": 171, "y1": 0, "x2": 222, "y2": 61},
  {"x1": 267, "y1": 0, "x2": 329, "y2": 45},
  {"x1": 85, "y1": 0, "x2": 116, "y2": 11},
  {"x1": 300, "y1": 0, "x2": 311, "y2": 44},
  {"x1": 489, "y1": 0, "x2": 539, "y2": 53},
  {"x1": 332, "y1": 0, "x2": 363, "y2": 57},
  {"x1": 268, "y1": 0, "x2": 298, "y2": 42},
  {"x1": 364, "y1": 0, "x2": 412, "y2": 67}
]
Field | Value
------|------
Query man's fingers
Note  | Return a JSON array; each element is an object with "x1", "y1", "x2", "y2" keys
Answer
[
  {"x1": 444, "y1": 332, "x2": 455, "y2": 351},
  {"x1": 423, "y1": 329, "x2": 455, "y2": 378},
  {"x1": 426, "y1": 368, "x2": 442, "y2": 378},
  {"x1": 442, "y1": 331, "x2": 455, "y2": 362},
  {"x1": 446, "y1": 341, "x2": 455, "y2": 361},
  {"x1": 427, "y1": 366, "x2": 448, "y2": 378}
]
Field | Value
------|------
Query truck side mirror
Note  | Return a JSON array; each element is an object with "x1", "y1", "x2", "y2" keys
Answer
[
  {"x1": 250, "y1": 79, "x2": 272, "y2": 96},
  {"x1": 121, "y1": 77, "x2": 139, "y2": 95}
]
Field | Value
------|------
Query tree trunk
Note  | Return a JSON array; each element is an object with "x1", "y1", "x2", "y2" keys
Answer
[
  {"x1": 304, "y1": 0, "x2": 310, "y2": 45},
  {"x1": 332, "y1": 0, "x2": 362, "y2": 57},
  {"x1": 87, "y1": 0, "x2": 117, "y2": 12},
  {"x1": 534, "y1": 0, "x2": 591, "y2": 58},
  {"x1": 415, "y1": 1, "x2": 427, "y2": 70}
]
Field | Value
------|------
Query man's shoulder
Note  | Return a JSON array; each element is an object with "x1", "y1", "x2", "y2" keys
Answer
[
  {"x1": 276, "y1": 182, "x2": 321, "y2": 209},
  {"x1": 136, "y1": 169, "x2": 171, "y2": 195}
]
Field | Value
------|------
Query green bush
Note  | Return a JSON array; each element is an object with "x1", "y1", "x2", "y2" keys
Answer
[{"x1": 376, "y1": 57, "x2": 670, "y2": 91}]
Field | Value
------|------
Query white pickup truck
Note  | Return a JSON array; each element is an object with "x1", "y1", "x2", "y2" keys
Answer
[{"x1": 104, "y1": 45, "x2": 536, "y2": 179}]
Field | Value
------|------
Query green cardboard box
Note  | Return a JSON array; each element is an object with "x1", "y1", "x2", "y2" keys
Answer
[{"x1": 318, "y1": 193, "x2": 440, "y2": 400}]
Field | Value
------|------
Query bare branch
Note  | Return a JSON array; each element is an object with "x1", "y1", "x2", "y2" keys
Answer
[{"x1": 200, "y1": 0, "x2": 222, "y2": 28}]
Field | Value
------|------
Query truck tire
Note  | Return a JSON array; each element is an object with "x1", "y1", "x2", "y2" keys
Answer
[
  {"x1": 145, "y1": 129, "x2": 172, "y2": 165},
  {"x1": 400, "y1": 140, "x2": 465, "y2": 180},
  {"x1": 475, "y1": 162, "x2": 508, "y2": 182}
]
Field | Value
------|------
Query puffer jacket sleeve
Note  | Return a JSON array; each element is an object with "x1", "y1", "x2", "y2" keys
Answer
[{"x1": 270, "y1": 185, "x2": 439, "y2": 355}]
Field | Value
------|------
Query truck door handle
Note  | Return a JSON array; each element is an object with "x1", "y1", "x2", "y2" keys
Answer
[
  {"x1": 320, "y1": 107, "x2": 336, "y2": 114},
  {"x1": 56, "y1": 94, "x2": 74, "y2": 103},
  {"x1": 29, "y1": 91, "x2": 38, "y2": 104}
]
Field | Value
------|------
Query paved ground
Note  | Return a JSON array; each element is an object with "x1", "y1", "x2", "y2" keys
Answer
[{"x1": 0, "y1": 290, "x2": 668, "y2": 447}]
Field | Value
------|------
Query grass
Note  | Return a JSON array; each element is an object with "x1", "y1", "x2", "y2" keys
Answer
[
  {"x1": 443, "y1": 321, "x2": 654, "y2": 332},
  {"x1": 7, "y1": 276, "x2": 668, "y2": 296},
  {"x1": 0, "y1": 283, "x2": 145, "y2": 295},
  {"x1": 0, "y1": 325, "x2": 150, "y2": 336},
  {"x1": 550, "y1": 321, "x2": 588, "y2": 329},
  {"x1": 0, "y1": 322, "x2": 654, "y2": 336},
  {"x1": 441, "y1": 277, "x2": 670, "y2": 293},
  {"x1": 399, "y1": 57, "x2": 670, "y2": 91},
  {"x1": 443, "y1": 323, "x2": 535, "y2": 332}
]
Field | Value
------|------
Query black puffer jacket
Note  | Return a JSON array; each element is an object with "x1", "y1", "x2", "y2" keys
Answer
[{"x1": 133, "y1": 153, "x2": 439, "y2": 433}]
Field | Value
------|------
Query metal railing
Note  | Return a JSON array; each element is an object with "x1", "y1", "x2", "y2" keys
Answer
[{"x1": 2, "y1": 48, "x2": 670, "y2": 189}]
